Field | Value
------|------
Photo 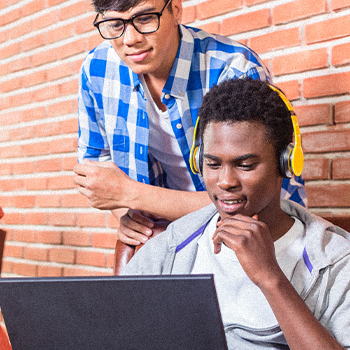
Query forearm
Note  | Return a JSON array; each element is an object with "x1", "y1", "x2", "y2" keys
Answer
[
  {"x1": 261, "y1": 273, "x2": 345, "y2": 350},
  {"x1": 128, "y1": 181, "x2": 212, "y2": 222}
]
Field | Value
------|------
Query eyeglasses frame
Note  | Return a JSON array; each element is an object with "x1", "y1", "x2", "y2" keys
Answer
[{"x1": 93, "y1": 0, "x2": 173, "y2": 40}]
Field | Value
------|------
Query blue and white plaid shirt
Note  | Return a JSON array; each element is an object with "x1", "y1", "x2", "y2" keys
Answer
[{"x1": 78, "y1": 25, "x2": 307, "y2": 206}]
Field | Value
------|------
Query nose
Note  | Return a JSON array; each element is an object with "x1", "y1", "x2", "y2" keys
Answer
[
  {"x1": 217, "y1": 166, "x2": 240, "y2": 191},
  {"x1": 123, "y1": 23, "x2": 143, "y2": 46}
]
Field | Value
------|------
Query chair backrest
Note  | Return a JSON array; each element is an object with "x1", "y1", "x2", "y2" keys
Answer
[{"x1": 0, "y1": 323, "x2": 12, "y2": 350}]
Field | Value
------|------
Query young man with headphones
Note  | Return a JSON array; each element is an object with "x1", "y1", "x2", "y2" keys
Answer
[
  {"x1": 73, "y1": 0, "x2": 307, "y2": 247},
  {"x1": 122, "y1": 79, "x2": 350, "y2": 349}
]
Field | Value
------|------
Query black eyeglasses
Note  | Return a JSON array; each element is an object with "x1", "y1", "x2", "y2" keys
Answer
[{"x1": 94, "y1": 0, "x2": 172, "y2": 40}]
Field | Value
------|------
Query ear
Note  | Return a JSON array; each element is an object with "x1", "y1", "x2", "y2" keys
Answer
[{"x1": 171, "y1": 0, "x2": 183, "y2": 25}]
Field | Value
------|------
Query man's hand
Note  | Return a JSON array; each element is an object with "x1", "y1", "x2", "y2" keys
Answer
[
  {"x1": 73, "y1": 160, "x2": 137, "y2": 210},
  {"x1": 117, "y1": 209, "x2": 171, "y2": 246},
  {"x1": 212, "y1": 214, "x2": 281, "y2": 288}
]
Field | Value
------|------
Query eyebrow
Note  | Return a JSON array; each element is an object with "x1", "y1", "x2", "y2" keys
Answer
[
  {"x1": 203, "y1": 153, "x2": 259, "y2": 162},
  {"x1": 104, "y1": 5, "x2": 157, "y2": 19}
]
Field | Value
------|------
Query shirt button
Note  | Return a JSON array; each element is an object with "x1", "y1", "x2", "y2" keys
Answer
[
  {"x1": 176, "y1": 123, "x2": 182, "y2": 130},
  {"x1": 179, "y1": 91, "x2": 184, "y2": 97},
  {"x1": 164, "y1": 93, "x2": 170, "y2": 99}
]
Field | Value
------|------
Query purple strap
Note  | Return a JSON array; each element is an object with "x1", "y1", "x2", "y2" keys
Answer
[
  {"x1": 303, "y1": 247, "x2": 313, "y2": 273},
  {"x1": 175, "y1": 222, "x2": 208, "y2": 253}
]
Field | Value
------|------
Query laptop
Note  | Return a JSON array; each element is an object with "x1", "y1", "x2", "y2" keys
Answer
[{"x1": 0, "y1": 274, "x2": 228, "y2": 350}]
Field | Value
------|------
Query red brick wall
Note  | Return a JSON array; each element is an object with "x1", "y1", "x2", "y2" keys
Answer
[{"x1": 0, "y1": 0, "x2": 349, "y2": 277}]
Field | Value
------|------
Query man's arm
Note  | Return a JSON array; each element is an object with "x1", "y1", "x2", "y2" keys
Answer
[
  {"x1": 73, "y1": 160, "x2": 212, "y2": 229},
  {"x1": 213, "y1": 215, "x2": 346, "y2": 350}
]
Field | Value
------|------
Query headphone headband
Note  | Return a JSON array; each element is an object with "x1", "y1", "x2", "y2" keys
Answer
[{"x1": 189, "y1": 83, "x2": 304, "y2": 178}]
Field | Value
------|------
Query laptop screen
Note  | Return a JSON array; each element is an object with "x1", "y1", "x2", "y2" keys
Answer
[{"x1": 0, "y1": 274, "x2": 227, "y2": 350}]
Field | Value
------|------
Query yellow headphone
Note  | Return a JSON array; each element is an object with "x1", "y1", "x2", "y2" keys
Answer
[{"x1": 189, "y1": 84, "x2": 304, "y2": 178}]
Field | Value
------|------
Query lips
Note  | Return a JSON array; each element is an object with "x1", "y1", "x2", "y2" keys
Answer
[
  {"x1": 216, "y1": 196, "x2": 246, "y2": 215},
  {"x1": 127, "y1": 49, "x2": 151, "y2": 62}
]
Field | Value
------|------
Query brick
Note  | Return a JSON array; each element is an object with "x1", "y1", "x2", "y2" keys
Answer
[
  {"x1": 0, "y1": 163, "x2": 12, "y2": 176},
  {"x1": 22, "y1": 0, "x2": 46, "y2": 16},
  {"x1": 35, "y1": 121, "x2": 60, "y2": 137},
  {"x1": 221, "y1": 9, "x2": 270, "y2": 36},
  {"x1": 62, "y1": 157, "x2": 79, "y2": 171},
  {"x1": 24, "y1": 246, "x2": 48, "y2": 261},
  {"x1": 76, "y1": 250, "x2": 106, "y2": 267},
  {"x1": 61, "y1": 193, "x2": 91, "y2": 208},
  {"x1": 181, "y1": 5, "x2": 196, "y2": 24},
  {"x1": 22, "y1": 107, "x2": 46, "y2": 122},
  {"x1": 294, "y1": 104, "x2": 331, "y2": 127},
  {"x1": 60, "y1": 78, "x2": 79, "y2": 95},
  {"x1": 34, "y1": 84, "x2": 60, "y2": 102},
  {"x1": 63, "y1": 267, "x2": 93, "y2": 276},
  {"x1": 63, "y1": 230, "x2": 91, "y2": 246},
  {"x1": 272, "y1": 48, "x2": 328, "y2": 76},
  {"x1": 36, "y1": 230, "x2": 62, "y2": 244},
  {"x1": 92, "y1": 232, "x2": 116, "y2": 249},
  {"x1": 13, "y1": 161, "x2": 36, "y2": 175},
  {"x1": 249, "y1": 27, "x2": 300, "y2": 54},
  {"x1": 31, "y1": 47, "x2": 58, "y2": 67},
  {"x1": 22, "y1": 141, "x2": 50, "y2": 157},
  {"x1": 3, "y1": 244, "x2": 23, "y2": 259},
  {"x1": 302, "y1": 158, "x2": 330, "y2": 180},
  {"x1": 23, "y1": 212, "x2": 48, "y2": 226},
  {"x1": 1, "y1": 212, "x2": 23, "y2": 225},
  {"x1": 197, "y1": 0, "x2": 241, "y2": 20},
  {"x1": 273, "y1": 0, "x2": 325, "y2": 25},
  {"x1": 303, "y1": 72, "x2": 350, "y2": 98},
  {"x1": 331, "y1": 0, "x2": 350, "y2": 11},
  {"x1": 0, "y1": 179, "x2": 24, "y2": 191},
  {"x1": 332, "y1": 41, "x2": 350, "y2": 67},
  {"x1": 46, "y1": 62, "x2": 73, "y2": 82},
  {"x1": 24, "y1": 177, "x2": 48, "y2": 191},
  {"x1": 13, "y1": 262, "x2": 37, "y2": 277},
  {"x1": 9, "y1": 21, "x2": 32, "y2": 39},
  {"x1": 274, "y1": 81, "x2": 300, "y2": 101},
  {"x1": 36, "y1": 158, "x2": 62, "y2": 172},
  {"x1": 59, "y1": 1, "x2": 86, "y2": 21},
  {"x1": 11, "y1": 195, "x2": 36, "y2": 208},
  {"x1": 49, "y1": 247, "x2": 75, "y2": 263},
  {"x1": 57, "y1": 39, "x2": 85, "y2": 60},
  {"x1": 36, "y1": 194, "x2": 61, "y2": 208},
  {"x1": 11, "y1": 125, "x2": 35, "y2": 140},
  {"x1": 333, "y1": 157, "x2": 350, "y2": 179},
  {"x1": 0, "y1": 144, "x2": 23, "y2": 159},
  {"x1": 9, "y1": 90, "x2": 35, "y2": 107},
  {"x1": 75, "y1": 15, "x2": 95, "y2": 35},
  {"x1": 0, "y1": 8, "x2": 21, "y2": 26},
  {"x1": 61, "y1": 117, "x2": 79, "y2": 133},
  {"x1": 307, "y1": 183, "x2": 350, "y2": 208},
  {"x1": 21, "y1": 33, "x2": 46, "y2": 52},
  {"x1": 0, "y1": 77, "x2": 22, "y2": 93},
  {"x1": 87, "y1": 33, "x2": 103, "y2": 51},
  {"x1": 335, "y1": 101, "x2": 350, "y2": 124},
  {"x1": 47, "y1": 100, "x2": 75, "y2": 118},
  {"x1": 46, "y1": 23, "x2": 75, "y2": 45},
  {"x1": 49, "y1": 212, "x2": 76, "y2": 226},
  {"x1": 37, "y1": 265, "x2": 63, "y2": 277},
  {"x1": 32, "y1": 10, "x2": 58, "y2": 31},
  {"x1": 48, "y1": 175, "x2": 75, "y2": 190},
  {"x1": 305, "y1": 15, "x2": 350, "y2": 44},
  {"x1": 9, "y1": 56, "x2": 32, "y2": 73},
  {"x1": 21, "y1": 70, "x2": 46, "y2": 88},
  {"x1": 76, "y1": 212, "x2": 106, "y2": 228},
  {"x1": 197, "y1": 22, "x2": 221, "y2": 35},
  {"x1": 13, "y1": 229, "x2": 36, "y2": 243},
  {"x1": 302, "y1": 129, "x2": 350, "y2": 153},
  {"x1": 49, "y1": 137, "x2": 78, "y2": 154}
]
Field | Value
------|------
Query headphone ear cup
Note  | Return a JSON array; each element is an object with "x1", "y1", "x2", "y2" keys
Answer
[
  {"x1": 195, "y1": 144, "x2": 204, "y2": 176},
  {"x1": 280, "y1": 143, "x2": 293, "y2": 178}
]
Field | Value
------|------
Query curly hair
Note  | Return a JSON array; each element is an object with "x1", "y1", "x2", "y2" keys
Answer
[
  {"x1": 198, "y1": 78, "x2": 294, "y2": 174},
  {"x1": 93, "y1": 0, "x2": 170, "y2": 14}
]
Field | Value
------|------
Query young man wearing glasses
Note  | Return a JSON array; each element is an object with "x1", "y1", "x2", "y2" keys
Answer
[{"x1": 74, "y1": 0, "x2": 306, "y2": 246}]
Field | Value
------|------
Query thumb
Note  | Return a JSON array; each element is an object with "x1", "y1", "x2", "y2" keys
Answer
[{"x1": 252, "y1": 214, "x2": 258, "y2": 221}]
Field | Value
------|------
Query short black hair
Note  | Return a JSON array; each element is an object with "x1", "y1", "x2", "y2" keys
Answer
[
  {"x1": 198, "y1": 78, "x2": 294, "y2": 172},
  {"x1": 93, "y1": 0, "x2": 169, "y2": 14}
]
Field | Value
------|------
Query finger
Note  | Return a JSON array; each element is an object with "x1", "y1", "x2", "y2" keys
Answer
[
  {"x1": 117, "y1": 229, "x2": 144, "y2": 246},
  {"x1": 128, "y1": 210, "x2": 155, "y2": 230},
  {"x1": 121, "y1": 213, "x2": 153, "y2": 237}
]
